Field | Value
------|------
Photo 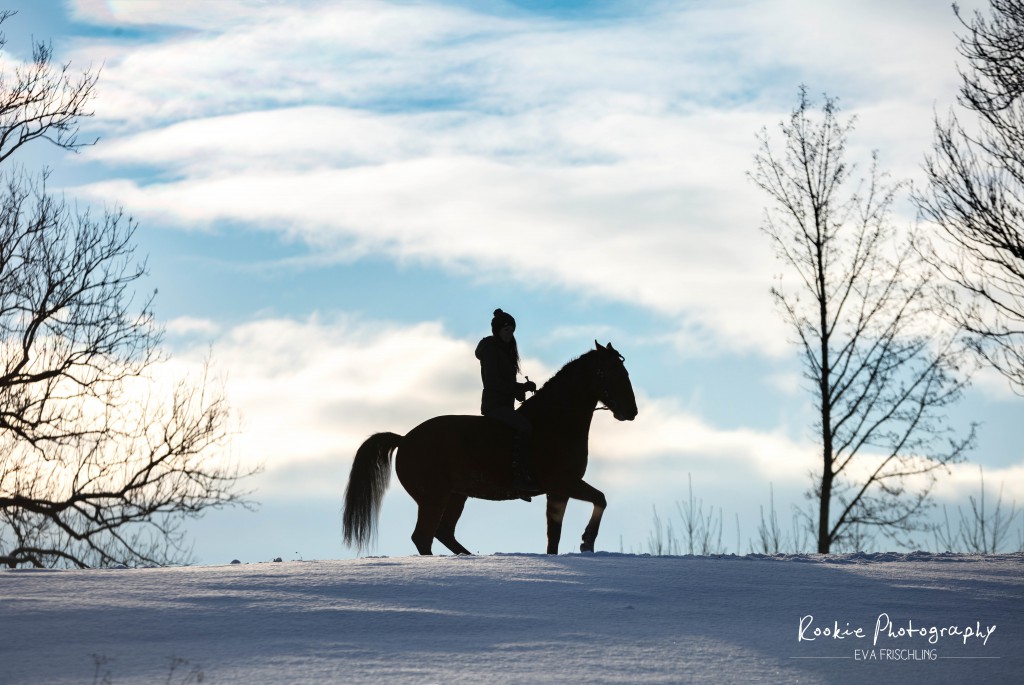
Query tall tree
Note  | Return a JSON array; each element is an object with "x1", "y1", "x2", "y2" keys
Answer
[
  {"x1": 751, "y1": 87, "x2": 975, "y2": 553},
  {"x1": 916, "y1": 0, "x2": 1024, "y2": 395},
  {"x1": 0, "y1": 12, "x2": 251, "y2": 568}
]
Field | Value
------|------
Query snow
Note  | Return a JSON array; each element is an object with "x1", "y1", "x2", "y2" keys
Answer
[{"x1": 3, "y1": 553, "x2": 1022, "y2": 684}]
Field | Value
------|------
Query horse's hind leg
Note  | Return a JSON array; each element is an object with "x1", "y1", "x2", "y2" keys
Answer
[
  {"x1": 545, "y1": 495, "x2": 569, "y2": 555},
  {"x1": 435, "y1": 494, "x2": 472, "y2": 555},
  {"x1": 411, "y1": 501, "x2": 446, "y2": 555}
]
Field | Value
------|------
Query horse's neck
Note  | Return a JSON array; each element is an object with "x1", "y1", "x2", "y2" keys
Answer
[{"x1": 526, "y1": 364, "x2": 597, "y2": 431}]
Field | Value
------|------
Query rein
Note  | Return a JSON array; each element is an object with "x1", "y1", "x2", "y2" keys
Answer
[{"x1": 524, "y1": 348, "x2": 626, "y2": 416}]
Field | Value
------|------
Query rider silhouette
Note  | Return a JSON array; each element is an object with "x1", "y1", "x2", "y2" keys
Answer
[{"x1": 475, "y1": 309, "x2": 540, "y2": 497}]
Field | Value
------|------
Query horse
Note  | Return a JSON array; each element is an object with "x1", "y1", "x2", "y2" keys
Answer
[{"x1": 342, "y1": 341, "x2": 638, "y2": 555}]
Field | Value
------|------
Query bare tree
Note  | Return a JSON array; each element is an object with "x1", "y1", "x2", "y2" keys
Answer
[
  {"x1": 752, "y1": 484, "x2": 809, "y2": 555},
  {"x1": 0, "y1": 12, "x2": 252, "y2": 568},
  {"x1": 933, "y1": 466, "x2": 1022, "y2": 553},
  {"x1": 646, "y1": 475, "x2": 725, "y2": 556},
  {"x1": 750, "y1": 87, "x2": 975, "y2": 554},
  {"x1": 916, "y1": 0, "x2": 1024, "y2": 395}
]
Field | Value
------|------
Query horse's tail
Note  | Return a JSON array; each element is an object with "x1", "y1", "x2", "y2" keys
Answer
[{"x1": 343, "y1": 432, "x2": 403, "y2": 552}]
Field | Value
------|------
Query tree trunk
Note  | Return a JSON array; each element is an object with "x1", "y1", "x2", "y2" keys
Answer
[{"x1": 817, "y1": 446, "x2": 833, "y2": 553}]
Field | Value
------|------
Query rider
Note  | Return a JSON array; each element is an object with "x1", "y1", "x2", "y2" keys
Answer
[{"x1": 475, "y1": 308, "x2": 541, "y2": 496}]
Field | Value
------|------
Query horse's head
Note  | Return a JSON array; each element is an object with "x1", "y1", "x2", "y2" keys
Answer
[{"x1": 591, "y1": 341, "x2": 638, "y2": 421}]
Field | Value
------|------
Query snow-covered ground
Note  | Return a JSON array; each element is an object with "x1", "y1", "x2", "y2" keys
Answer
[{"x1": 4, "y1": 552, "x2": 1021, "y2": 684}]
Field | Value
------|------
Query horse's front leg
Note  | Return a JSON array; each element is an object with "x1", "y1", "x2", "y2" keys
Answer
[
  {"x1": 566, "y1": 480, "x2": 607, "y2": 553},
  {"x1": 545, "y1": 495, "x2": 569, "y2": 554}
]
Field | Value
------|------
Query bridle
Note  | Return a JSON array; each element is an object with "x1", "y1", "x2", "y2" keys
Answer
[{"x1": 594, "y1": 354, "x2": 626, "y2": 414}]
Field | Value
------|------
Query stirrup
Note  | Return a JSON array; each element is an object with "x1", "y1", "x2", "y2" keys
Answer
[{"x1": 512, "y1": 471, "x2": 541, "y2": 495}]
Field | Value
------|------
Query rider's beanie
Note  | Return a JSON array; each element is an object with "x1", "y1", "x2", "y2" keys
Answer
[{"x1": 491, "y1": 308, "x2": 516, "y2": 335}]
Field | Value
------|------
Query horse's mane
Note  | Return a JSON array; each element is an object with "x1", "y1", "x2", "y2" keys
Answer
[{"x1": 521, "y1": 349, "x2": 599, "y2": 410}]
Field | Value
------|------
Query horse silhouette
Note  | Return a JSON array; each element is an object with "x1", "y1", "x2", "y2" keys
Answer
[{"x1": 343, "y1": 341, "x2": 638, "y2": 555}]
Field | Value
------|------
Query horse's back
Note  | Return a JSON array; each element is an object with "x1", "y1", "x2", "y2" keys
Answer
[
  {"x1": 396, "y1": 414, "x2": 517, "y2": 502},
  {"x1": 405, "y1": 414, "x2": 510, "y2": 449}
]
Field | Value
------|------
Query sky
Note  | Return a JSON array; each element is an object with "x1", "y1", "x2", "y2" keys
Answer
[{"x1": 2, "y1": 0, "x2": 1021, "y2": 563}]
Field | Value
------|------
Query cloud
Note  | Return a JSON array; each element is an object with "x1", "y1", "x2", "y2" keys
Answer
[
  {"x1": 78, "y1": 106, "x2": 786, "y2": 355},
  {"x1": 65, "y1": 0, "x2": 978, "y2": 360},
  {"x1": 590, "y1": 394, "x2": 816, "y2": 485},
  {"x1": 931, "y1": 462, "x2": 1024, "y2": 505},
  {"x1": 67, "y1": 0, "x2": 973, "y2": 126},
  {"x1": 970, "y1": 366, "x2": 1024, "y2": 403},
  {"x1": 177, "y1": 316, "x2": 489, "y2": 469},
  {"x1": 70, "y1": 0, "x2": 289, "y2": 30},
  {"x1": 165, "y1": 316, "x2": 221, "y2": 338}
]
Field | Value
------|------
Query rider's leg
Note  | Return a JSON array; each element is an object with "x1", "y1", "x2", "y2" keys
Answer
[
  {"x1": 485, "y1": 407, "x2": 539, "y2": 495},
  {"x1": 510, "y1": 430, "x2": 539, "y2": 493}
]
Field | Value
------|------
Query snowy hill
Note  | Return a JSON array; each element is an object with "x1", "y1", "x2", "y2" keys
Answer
[{"x1": 4, "y1": 553, "x2": 1022, "y2": 684}]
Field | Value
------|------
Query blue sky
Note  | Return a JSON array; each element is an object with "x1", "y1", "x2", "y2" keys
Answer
[{"x1": 6, "y1": 0, "x2": 1020, "y2": 561}]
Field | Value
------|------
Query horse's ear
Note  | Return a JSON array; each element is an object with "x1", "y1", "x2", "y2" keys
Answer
[
  {"x1": 595, "y1": 340, "x2": 603, "y2": 351},
  {"x1": 607, "y1": 342, "x2": 617, "y2": 353}
]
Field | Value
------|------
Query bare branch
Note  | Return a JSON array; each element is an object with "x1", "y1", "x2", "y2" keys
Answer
[
  {"x1": 916, "y1": 0, "x2": 1024, "y2": 395},
  {"x1": 0, "y1": 13, "x2": 99, "y2": 164}
]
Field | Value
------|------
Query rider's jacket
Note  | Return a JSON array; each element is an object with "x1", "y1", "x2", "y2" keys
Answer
[{"x1": 475, "y1": 335, "x2": 527, "y2": 414}]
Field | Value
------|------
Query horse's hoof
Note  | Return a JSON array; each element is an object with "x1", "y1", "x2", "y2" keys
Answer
[{"x1": 580, "y1": 544, "x2": 594, "y2": 553}]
